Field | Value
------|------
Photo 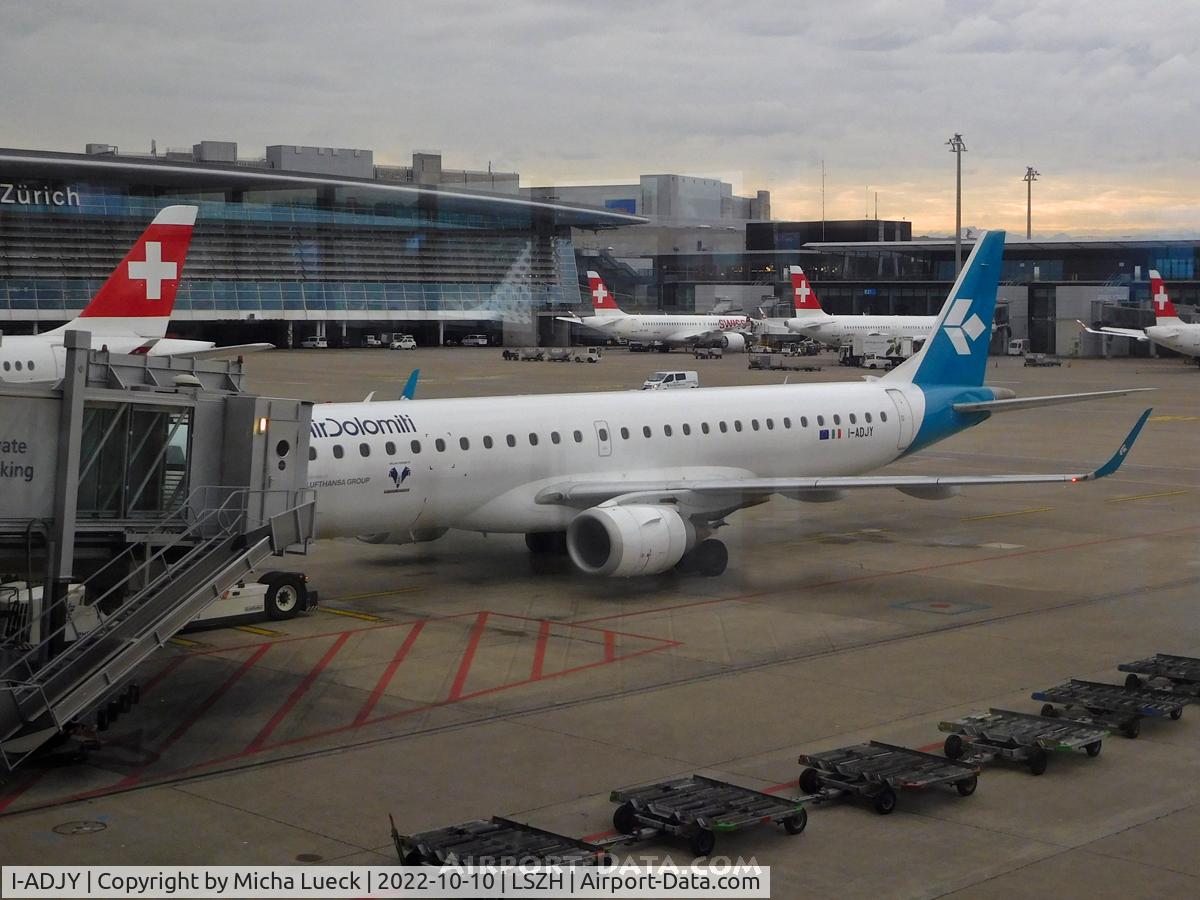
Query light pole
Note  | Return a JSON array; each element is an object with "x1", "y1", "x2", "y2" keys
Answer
[
  {"x1": 946, "y1": 133, "x2": 967, "y2": 274},
  {"x1": 1023, "y1": 166, "x2": 1040, "y2": 239}
]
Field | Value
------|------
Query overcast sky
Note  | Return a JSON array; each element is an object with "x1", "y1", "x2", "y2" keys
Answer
[{"x1": 2, "y1": 0, "x2": 1198, "y2": 236}]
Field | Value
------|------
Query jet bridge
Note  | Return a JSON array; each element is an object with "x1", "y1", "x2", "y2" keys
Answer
[{"x1": 0, "y1": 332, "x2": 316, "y2": 773}]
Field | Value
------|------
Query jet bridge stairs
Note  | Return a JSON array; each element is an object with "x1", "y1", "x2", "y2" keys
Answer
[{"x1": 0, "y1": 488, "x2": 316, "y2": 775}]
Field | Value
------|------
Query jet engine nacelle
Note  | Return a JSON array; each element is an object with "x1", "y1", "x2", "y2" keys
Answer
[
  {"x1": 721, "y1": 332, "x2": 747, "y2": 351},
  {"x1": 566, "y1": 504, "x2": 696, "y2": 576}
]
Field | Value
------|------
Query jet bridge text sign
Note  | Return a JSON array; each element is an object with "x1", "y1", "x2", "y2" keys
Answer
[{"x1": 0, "y1": 394, "x2": 57, "y2": 517}]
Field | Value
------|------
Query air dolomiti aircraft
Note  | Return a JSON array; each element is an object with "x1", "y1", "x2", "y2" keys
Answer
[
  {"x1": 0, "y1": 205, "x2": 271, "y2": 384},
  {"x1": 1077, "y1": 271, "x2": 1200, "y2": 362},
  {"x1": 785, "y1": 266, "x2": 937, "y2": 346},
  {"x1": 306, "y1": 230, "x2": 1150, "y2": 578},
  {"x1": 558, "y1": 271, "x2": 752, "y2": 350}
]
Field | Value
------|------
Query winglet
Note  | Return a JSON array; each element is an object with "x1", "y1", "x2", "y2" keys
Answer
[
  {"x1": 1087, "y1": 409, "x2": 1152, "y2": 480},
  {"x1": 400, "y1": 368, "x2": 420, "y2": 400}
]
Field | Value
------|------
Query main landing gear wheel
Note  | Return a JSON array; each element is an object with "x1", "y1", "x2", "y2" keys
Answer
[
  {"x1": 695, "y1": 539, "x2": 728, "y2": 577},
  {"x1": 525, "y1": 532, "x2": 568, "y2": 555},
  {"x1": 265, "y1": 577, "x2": 305, "y2": 621}
]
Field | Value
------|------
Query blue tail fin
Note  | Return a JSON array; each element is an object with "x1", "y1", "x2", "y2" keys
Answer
[
  {"x1": 401, "y1": 368, "x2": 420, "y2": 400},
  {"x1": 886, "y1": 230, "x2": 1005, "y2": 387}
]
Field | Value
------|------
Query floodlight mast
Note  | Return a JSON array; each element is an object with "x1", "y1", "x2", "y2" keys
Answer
[
  {"x1": 946, "y1": 133, "x2": 967, "y2": 274},
  {"x1": 1023, "y1": 166, "x2": 1040, "y2": 240}
]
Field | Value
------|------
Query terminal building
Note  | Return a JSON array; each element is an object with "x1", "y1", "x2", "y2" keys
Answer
[{"x1": 0, "y1": 142, "x2": 642, "y2": 347}]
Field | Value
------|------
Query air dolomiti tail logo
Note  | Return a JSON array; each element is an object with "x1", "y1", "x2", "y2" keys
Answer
[
  {"x1": 942, "y1": 297, "x2": 986, "y2": 355},
  {"x1": 128, "y1": 242, "x2": 176, "y2": 300}
]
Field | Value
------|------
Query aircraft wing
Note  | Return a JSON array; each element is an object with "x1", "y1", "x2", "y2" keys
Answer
[
  {"x1": 953, "y1": 388, "x2": 1154, "y2": 414},
  {"x1": 787, "y1": 321, "x2": 824, "y2": 333},
  {"x1": 168, "y1": 343, "x2": 275, "y2": 359},
  {"x1": 1076, "y1": 320, "x2": 1149, "y2": 342},
  {"x1": 536, "y1": 410, "x2": 1150, "y2": 510}
]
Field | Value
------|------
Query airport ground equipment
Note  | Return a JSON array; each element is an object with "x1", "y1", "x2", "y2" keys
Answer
[
  {"x1": 0, "y1": 337, "x2": 316, "y2": 773},
  {"x1": 573, "y1": 347, "x2": 604, "y2": 363},
  {"x1": 693, "y1": 346, "x2": 723, "y2": 360},
  {"x1": 1118, "y1": 653, "x2": 1200, "y2": 697},
  {"x1": 798, "y1": 741, "x2": 981, "y2": 815},
  {"x1": 1023, "y1": 353, "x2": 1063, "y2": 367},
  {"x1": 609, "y1": 774, "x2": 806, "y2": 858},
  {"x1": 1032, "y1": 679, "x2": 1189, "y2": 738},
  {"x1": 545, "y1": 348, "x2": 572, "y2": 362},
  {"x1": 747, "y1": 352, "x2": 818, "y2": 372},
  {"x1": 391, "y1": 816, "x2": 608, "y2": 866},
  {"x1": 938, "y1": 708, "x2": 1107, "y2": 775}
]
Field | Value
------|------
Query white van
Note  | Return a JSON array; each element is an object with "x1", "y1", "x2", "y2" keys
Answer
[
  {"x1": 300, "y1": 336, "x2": 328, "y2": 349},
  {"x1": 462, "y1": 334, "x2": 490, "y2": 347},
  {"x1": 642, "y1": 370, "x2": 700, "y2": 390}
]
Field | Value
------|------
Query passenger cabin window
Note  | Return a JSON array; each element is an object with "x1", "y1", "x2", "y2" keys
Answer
[
  {"x1": 621, "y1": 427, "x2": 630, "y2": 440},
  {"x1": 573, "y1": 430, "x2": 583, "y2": 443},
  {"x1": 308, "y1": 447, "x2": 316, "y2": 461},
  {"x1": 880, "y1": 411, "x2": 888, "y2": 422},
  {"x1": 719, "y1": 421, "x2": 728, "y2": 433},
  {"x1": 332, "y1": 445, "x2": 344, "y2": 459},
  {"x1": 27, "y1": 361, "x2": 33, "y2": 370},
  {"x1": 551, "y1": 431, "x2": 561, "y2": 444},
  {"x1": 751, "y1": 419, "x2": 760, "y2": 431},
  {"x1": 598, "y1": 428, "x2": 608, "y2": 441},
  {"x1": 664, "y1": 424, "x2": 673, "y2": 437},
  {"x1": 783, "y1": 417, "x2": 791, "y2": 429},
  {"x1": 460, "y1": 437, "x2": 469, "y2": 450},
  {"x1": 849, "y1": 414, "x2": 857, "y2": 424},
  {"x1": 682, "y1": 423, "x2": 691, "y2": 435},
  {"x1": 642, "y1": 425, "x2": 652, "y2": 438},
  {"x1": 529, "y1": 433, "x2": 539, "y2": 446},
  {"x1": 385, "y1": 441, "x2": 396, "y2": 454},
  {"x1": 411, "y1": 440, "x2": 422, "y2": 454},
  {"x1": 435, "y1": 438, "x2": 446, "y2": 452},
  {"x1": 833, "y1": 414, "x2": 841, "y2": 425},
  {"x1": 766, "y1": 418, "x2": 774, "y2": 430},
  {"x1": 800, "y1": 417, "x2": 808, "y2": 427},
  {"x1": 484, "y1": 435, "x2": 494, "y2": 449},
  {"x1": 865, "y1": 413, "x2": 872, "y2": 423},
  {"x1": 359, "y1": 443, "x2": 370, "y2": 457},
  {"x1": 734, "y1": 420, "x2": 743, "y2": 432},
  {"x1": 817, "y1": 416, "x2": 825, "y2": 426},
  {"x1": 506, "y1": 434, "x2": 516, "y2": 447}
]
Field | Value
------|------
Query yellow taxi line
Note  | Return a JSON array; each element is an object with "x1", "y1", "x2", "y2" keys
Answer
[
  {"x1": 963, "y1": 506, "x2": 1054, "y2": 521},
  {"x1": 318, "y1": 607, "x2": 385, "y2": 622},
  {"x1": 1106, "y1": 489, "x2": 1188, "y2": 503}
]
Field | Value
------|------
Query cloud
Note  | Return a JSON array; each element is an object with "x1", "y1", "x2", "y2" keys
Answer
[{"x1": 1, "y1": 0, "x2": 1197, "y2": 235}]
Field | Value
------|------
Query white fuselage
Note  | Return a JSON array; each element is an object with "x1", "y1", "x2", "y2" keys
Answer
[
  {"x1": 0, "y1": 331, "x2": 216, "y2": 383},
  {"x1": 580, "y1": 312, "x2": 750, "y2": 344},
  {"x1": 305, "y1": 381, "x2": 925, "y2": 538},
  {"x1": 787, "y1": 315, "x2": 936, "y2": 347},
  {"x1": 1145, "y1": 323, "x2": 1200, "y2": 357}
]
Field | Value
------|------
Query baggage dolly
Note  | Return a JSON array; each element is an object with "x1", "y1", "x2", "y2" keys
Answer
[
  {"x1": 797, "y1": 741, "x2": 981, "y2": 815},
  {"x1": 1118, "y1": 653, "x2": 1200, "y2": 697},
  {"x1": 609, "y1": 774, "x2": 807, "y2": 858},
  {"x1": 1032, "y1": 679, "x2": 1189, "y2": 739},
  {"x1": 938, "y1": 708, "x2": 1108, "y2": 775},
  {"x1": 391, "y1": 815, "x2": 608, "y2": 866}
]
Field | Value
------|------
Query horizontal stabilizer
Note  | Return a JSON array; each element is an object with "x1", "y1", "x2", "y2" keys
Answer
[
  {"x1": 167, "y1": 342, "x2": 274, "y2": 359},
  {"x1": 953, "y1": 388, "x2": 1154, "y2": 414},
  {"x1": 1076, "y1": 320, "x2": 1149, "y2": 341}
]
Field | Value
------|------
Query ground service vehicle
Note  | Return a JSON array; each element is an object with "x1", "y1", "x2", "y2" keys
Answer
[{"x1": 642, "y1": 371, "x2": 699, "y2": 390}]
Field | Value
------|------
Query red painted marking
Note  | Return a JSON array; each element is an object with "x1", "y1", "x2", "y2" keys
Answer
[
  {"x1": 244, "y1": 632, "x2": 350, "y2": 753},
  {"x1": 573, "y1": 524, "x2": 1200, "y2": 626},
  {"x1": 918, "y1": 741, "x2": 945, "y2": 754},
  {"x1": 0, "y1": 771, "x2": 47, "y2": 814},
  {"x1": 353, "y1": 620, "x2": 426, "y2": 726},
  {"x1": 582, "y1": 828, "x2": 617, "y2": 843},
  {"x1": 604, "y1": 630, "x2": 616, "y2": 662},
  {"x1": 113, "y1": 644, "x2": 271, "y2": 789},
  {"x1": 139, "y1": 654, "x2": 188, "y2": 697},
  {"x1": 447, "y1": 612, "x2": 490, "y2": 701},
  {"x1": 530, "y1": 620, "x2": 552, "y2": 680},
  {"x1": 764, "y1": 779, "x2": 797, "y2": 795}
]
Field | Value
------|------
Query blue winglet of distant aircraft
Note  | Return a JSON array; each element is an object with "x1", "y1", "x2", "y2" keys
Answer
[
  {"x1": 401, "y1": 368, "x2": 420, "y2": 400},
  {"x1": 1087, "y1": 408, "x2": 1152, "y2": 480}
]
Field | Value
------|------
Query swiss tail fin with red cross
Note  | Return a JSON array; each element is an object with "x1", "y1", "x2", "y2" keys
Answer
[
  {"x1": 1148, "y1": 271, "x2": 1181, "y2": 323},
  {"x1": 50, "y1": 205, "x2": 198, "y2": 338}
]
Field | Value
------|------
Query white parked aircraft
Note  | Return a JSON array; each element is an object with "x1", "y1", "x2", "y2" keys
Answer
[
  {"x1": 558, "y1": 271, "x2": 752, "y2": 350},
  {"x1": 305, "y1": 231, "x2": 1150, "y2": 578},
  {"x1": 784, "y1": 266, "x2": 937, "y2": 346},
  {"x1": 0, "y1": 205, "x2": 271, "y2": 384},
  {"x1": 1077, "y1": 271, "x2": 1200, "y2": 362}
]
